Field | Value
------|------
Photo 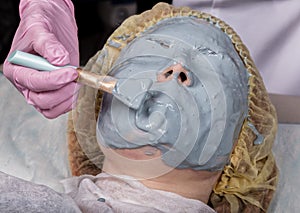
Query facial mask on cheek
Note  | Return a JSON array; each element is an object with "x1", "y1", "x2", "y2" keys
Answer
[{"x1": 96, "y1": 17, "x2": 249, "y2": 171}]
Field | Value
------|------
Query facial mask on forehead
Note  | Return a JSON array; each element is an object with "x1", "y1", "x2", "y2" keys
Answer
[{"x1": 96, "y1": 17, "x2": 249, "y2": 171}]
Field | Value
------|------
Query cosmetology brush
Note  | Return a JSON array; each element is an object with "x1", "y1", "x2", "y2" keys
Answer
[{"x1": 8, "y1": 50, "x2": 152, "y2": 109}]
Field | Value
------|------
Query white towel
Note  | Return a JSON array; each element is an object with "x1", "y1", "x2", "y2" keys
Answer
[{"x1": 62, "y1": 172, "x2": 216, "y2": 213}]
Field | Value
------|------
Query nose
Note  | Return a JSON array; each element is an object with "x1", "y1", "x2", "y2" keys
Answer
[{"x1": 157, "y1": 64, "x2": 192, "y2": 86}]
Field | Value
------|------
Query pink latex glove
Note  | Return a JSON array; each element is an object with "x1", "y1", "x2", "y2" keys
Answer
[{"x1": 3, "y1": 0, "x2": 80, "y2": 119}]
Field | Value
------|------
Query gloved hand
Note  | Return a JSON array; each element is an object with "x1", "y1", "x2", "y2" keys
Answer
[{"x1": 3, "y1": 0, "x2": 80, "y2": 119}]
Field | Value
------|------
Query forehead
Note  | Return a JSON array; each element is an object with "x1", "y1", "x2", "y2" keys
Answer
[
  {"x1": 109, "y1": 17, "x2": 247, "y2": 91},
  {"x1": 112, "y1": 17, "x2": 235, "y2": 66}
]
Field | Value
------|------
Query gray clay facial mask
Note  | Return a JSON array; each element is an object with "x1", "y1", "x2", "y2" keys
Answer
[{"x1": 96, "y1": 17, "x2": 248, "y2": 171}]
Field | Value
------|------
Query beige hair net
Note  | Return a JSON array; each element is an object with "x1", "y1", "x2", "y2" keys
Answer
[{"x1": 67, "y1": 3, "x2": 278, "y2": 212}]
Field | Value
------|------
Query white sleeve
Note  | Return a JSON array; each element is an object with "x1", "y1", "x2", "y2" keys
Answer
[{"x1": 173, "y1": 0, "x2": 300, "y2": 96}]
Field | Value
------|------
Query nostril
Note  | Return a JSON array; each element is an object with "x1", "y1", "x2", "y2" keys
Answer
[
  {"x1": 157, "y1": 64, "x2": 192, "y2": 86},
  {"x1": 179, "y1": 72, "x2": 187, "y2": 82},
  {"x1": 164, "y1": 70, "x2": 173, "y2": 78}
]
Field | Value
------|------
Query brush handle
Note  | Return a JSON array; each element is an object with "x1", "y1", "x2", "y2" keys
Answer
[
  {"x1": 8, "y1": 50, "x2": 76, "y2": 71},
  {"x1": 8, "y1": 50, "x2": 117, "y2": 93},
  {"x1": 76, "y1": 68, "x2": 116, "y2": 93}
]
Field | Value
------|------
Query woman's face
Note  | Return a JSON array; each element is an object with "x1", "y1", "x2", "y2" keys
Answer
[{"x1": 97, "y1": 17, "x2": 248, "y2": 171}]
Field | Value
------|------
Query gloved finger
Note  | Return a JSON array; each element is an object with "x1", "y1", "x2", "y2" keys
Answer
[
  {"x1": 11, "y1": 64, "x2": 78, "y2": 92},
  {"x1": 37, "y1": 96, "x2": 75, "y2": 119},
  {"x1": 30, "y1": 84, "x2": 80, "y2": 119},
  {"x1": 38, "y1": 84, "x2": 81, "y2": 119},
  {"x1": 32, "y1": 30, "x2": 71, "y2": 66},
  {"x1": 27, "y1": 81, "x2": 80, "y2": 110},
  {"x1": 11, "y1": 19, "x2": 71, "y2": 66},
  {"x1": 17, "y1": 1, "x2": 72, "y2": 66}
]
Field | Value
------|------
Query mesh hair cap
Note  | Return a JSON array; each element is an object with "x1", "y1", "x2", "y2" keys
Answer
[{"x1": 67, "y1": 3, "x2": 278, "y2": 212}]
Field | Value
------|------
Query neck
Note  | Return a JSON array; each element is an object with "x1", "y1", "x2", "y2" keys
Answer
[
  {"x1": 101, "y1": 146, "x2": 222, "y2": 203},
  {"x1": 139, "y1": 168, "x2": 222, "y2": 203}
]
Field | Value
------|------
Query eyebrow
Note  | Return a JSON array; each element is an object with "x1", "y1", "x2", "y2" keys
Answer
[{"x1": 146, "y1": 37, "x2": 173, "y2": 49}]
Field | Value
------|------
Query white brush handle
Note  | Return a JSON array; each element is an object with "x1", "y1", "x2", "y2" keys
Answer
[{"x1": 8, "y1": 50, "x2": 117, "y2": 93}]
